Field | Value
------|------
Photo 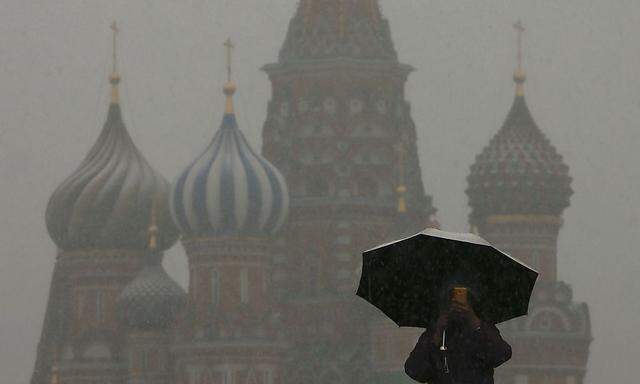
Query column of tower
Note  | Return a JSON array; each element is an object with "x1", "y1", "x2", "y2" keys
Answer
[
  {"x1": 32, "y1": 24, "x2": 179, "y2": 384},
  {"x1": 261, "y1": 1, "x2": 438, "y2": 382},
  {"x1": 118, "y1": 201, "x2": 186, "y2": 384},
  {"x1": 466, "y1": 23, "x2": 591, "y2": 384},
  {"x1": 169, "y1": 40, "x2": 290, "y2": 384}
]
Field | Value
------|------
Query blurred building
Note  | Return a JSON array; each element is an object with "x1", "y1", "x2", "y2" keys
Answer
[{"x1": 31, "y1": 1, "x2": 590, "y2": 384}]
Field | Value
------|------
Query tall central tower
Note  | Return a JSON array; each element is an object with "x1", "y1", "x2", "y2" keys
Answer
[{"x1": 261, "y1": 1, "x2": 437, "y2": 382}]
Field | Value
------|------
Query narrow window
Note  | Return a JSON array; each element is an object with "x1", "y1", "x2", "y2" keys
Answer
[
  {"x1": 240, "y1": 268, "x2": 249, "y2": 304},
  {"x1": 76, "y1": 291, "x2": 84, "y2": 323},
  {"x1": 210, "y1": 270, "x2": 220, "y2": 306},
  {"x1": 140, "y1": 350, "x2": 149, "y2": 371},
  {"x1": 191, "y1": 270, "x2": 197, "y2": 302},
  {"x1": 96, "y1": 291, "x2": 105, "y2": 325}
]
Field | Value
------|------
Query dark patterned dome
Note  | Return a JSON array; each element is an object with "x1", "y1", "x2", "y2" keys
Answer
[
  {"x1": 278, "y1": 0, "x2": 397, "y2": 63},
  {"x1": 466, "y1": 72, "x2": 573, "y2": 223},
  {"x1": 45, "y1": 75, "x2": 179, "y2": 251},
  {"x1": 118, "y1": 252, "x2": 186, "y2": 329},
  {"x1": 170, "y1": 82, "x2": 289, "y2": 237}
]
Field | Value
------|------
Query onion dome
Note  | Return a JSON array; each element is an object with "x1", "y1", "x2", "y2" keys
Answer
[
  {"x1": 278, "y1": 0, "x2": 397, "y2": 63},
  {"x1": 45, "y1": 54, "x2": 179, "y2": 251},
  {"x1": 466, "y1": 66, "x2": 573, "y2": 223},
  {"x1": 170, "y1": 58, "x2": 289, "y2": 237},
  {"x1": 118, "y1": 211, "x2": 186, "y2": 329}
]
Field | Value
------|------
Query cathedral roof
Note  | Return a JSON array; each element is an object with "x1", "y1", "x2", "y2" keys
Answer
[
  {"x1": 277, "y1": 0, "x2": 397, "y2": 63},
  {"x1": 466, "y1": 71, "x2": 573, "y2": 222},
  {"x1": 45, "y1": 73, "x2": 179, "y2": 251},
  {"x1": 170, "y1": 80, "x2": 289, "y2": 237}
]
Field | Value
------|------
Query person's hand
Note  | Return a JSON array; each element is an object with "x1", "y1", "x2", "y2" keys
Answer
[
  {"x1": 449, "y1": 300, "x2": 481, "y2": 330},
  {"x1": 431, "y1": 309, "x2": 449, "y2": 345}
]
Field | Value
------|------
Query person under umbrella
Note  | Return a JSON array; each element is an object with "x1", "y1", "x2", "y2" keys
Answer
[
  {"x1": 356, "y1": 228, "x2": 534, "y2": 384},
  {"x1": 404, "y1": 281, "x2": 512, "y2": 384}
]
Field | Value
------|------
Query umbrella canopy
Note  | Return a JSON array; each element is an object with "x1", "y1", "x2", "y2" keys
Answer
[{"x1": 356, "y1": 228, "x2": 538, "y2": 328}]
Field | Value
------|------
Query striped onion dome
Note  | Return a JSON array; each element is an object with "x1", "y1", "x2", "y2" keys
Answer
[
  {"x1": 170, "y1": 82, "x2": 289, "y2": 237},
  {"x1": 45, "y1": 74, "x2": 179, "y2": 251},
  {"x1": 466, "y1": 69, "x2": 572, "y2": 223}
]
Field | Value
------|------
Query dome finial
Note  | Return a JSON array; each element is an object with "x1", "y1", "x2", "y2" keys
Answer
[
  {"x1": 109, "y1": 21, "x2": 121, "y2": 104},
  {"x1": 223, "y1": 37, "x2": 237, "y2": 114},
  {"x1": 513, "y1": 20, "x2": 526, "y2": 96}
]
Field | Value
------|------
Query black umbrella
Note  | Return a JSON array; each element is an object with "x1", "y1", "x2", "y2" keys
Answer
[{"x1": 356, "y1": 228, "x2": 538, "y2": 328}]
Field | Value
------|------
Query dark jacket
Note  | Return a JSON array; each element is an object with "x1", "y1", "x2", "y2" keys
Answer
[{"x1": 404, "y1": 322, "x2": 512, "y2": 384}]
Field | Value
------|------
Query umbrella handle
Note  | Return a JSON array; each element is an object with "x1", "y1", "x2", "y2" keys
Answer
[
  {"x1": 439, "y1": 329, "x2": 449, "y2": 374},
  {"x1": 439, "y1": 329, "x2": 446, "y2": 351}
]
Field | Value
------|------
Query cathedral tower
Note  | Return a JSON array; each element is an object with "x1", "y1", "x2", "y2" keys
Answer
[
  {"x1": 261, "y1": 1, "x2": 437, "y2": 382},
  {"x1": 118, "y1": 202, "x2": 186, "y2": 384},
  {"x1": 32, "y1": 23, "x2": 178, "y2": 384},
  {"x1": 169, "y1": 39, "x2": 289, "y2": 384},
  {"x1": 466, "y1": 23, "x2": 591, "y2": 384}
]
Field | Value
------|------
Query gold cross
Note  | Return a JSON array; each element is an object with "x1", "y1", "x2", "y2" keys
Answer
[
  {"x1": 513, "y1": 20, "x2": 525, "y2": 70},
  {"x1": 224, "y1": 38, "x2": 234, "y2": 82},
  {"x1": 110, "y1": 21, "x2": 119, "y2": 74}
]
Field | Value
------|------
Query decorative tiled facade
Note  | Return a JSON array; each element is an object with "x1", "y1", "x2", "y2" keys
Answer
[{"x1": 31, "y1": 3, "x2": 590, "y2": 384}]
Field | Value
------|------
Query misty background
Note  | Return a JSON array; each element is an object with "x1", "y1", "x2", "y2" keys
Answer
[{"x1": 1, "y1": 1, "x2": 639, "y2": 383}]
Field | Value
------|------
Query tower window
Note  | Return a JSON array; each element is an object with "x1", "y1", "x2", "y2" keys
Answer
[
  {"x1": 210, "y1": 270, "x2": 220, "y2": 307},
  {"x1": 76, "y1": 291, "x2": 84, "y2": 323},
  {"x1": 191, "y1": 271, "x2": 197, "y2": 302},
  {"x1": 140, "y1": 350, "x2": 149, "y2": 371},
  {"x1": 307, "y1": 178, "x2": 329, "y2": 196},
  {"x1": 240, "y1": 268, "x2": 249, "y2": 304},
  {"x1": 96, "y1": 291, "x2": 105, "y2": 325}
]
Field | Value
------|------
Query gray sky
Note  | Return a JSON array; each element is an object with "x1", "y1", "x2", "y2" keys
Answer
[{"x1": 1, "y1": 1, "x2": 639, "y2": 383}]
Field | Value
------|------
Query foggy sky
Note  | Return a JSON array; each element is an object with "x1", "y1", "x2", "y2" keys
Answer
[{"x1": 1, "y1": 1, "x2": 639, "y2": 383}]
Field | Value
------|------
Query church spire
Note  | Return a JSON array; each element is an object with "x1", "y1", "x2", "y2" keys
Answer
[
  {"x1": 279, "y1": 0, "x2": 396, "y2": 62},
  {"x1": 513, "y1": 20, "x2": 526, "y2": 97},
  {"x1": 109, "y1": 21, "x2": 121, "y2": 104}
]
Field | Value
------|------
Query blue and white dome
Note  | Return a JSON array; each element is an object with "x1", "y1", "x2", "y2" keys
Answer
[{"x1": 170, "y1": 82, "x2": 289, "y2": 237}]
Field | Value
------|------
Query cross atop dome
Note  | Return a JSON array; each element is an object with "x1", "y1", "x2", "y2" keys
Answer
[
  {"x1": 224, "y1": 38, "x2": 234, "y2": 82},
  {"x1": 109, "y1": 21, "x2": 121, "y2": 103},
  {"x1": 44, "y1": 22, "x2": 178, "y2": 252},
  {"x1": 513, "y1": 20, "x2": 527, "y2": 96},
  {"x1": 170, "y1": 39, "x2": 289, "y2": 238},
  {"x1": 514, "y1": 20, "x2": 525, "y2": 70},
  {"x1": 223, "y1": 37, "x2": 237, "y2": 114}
]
